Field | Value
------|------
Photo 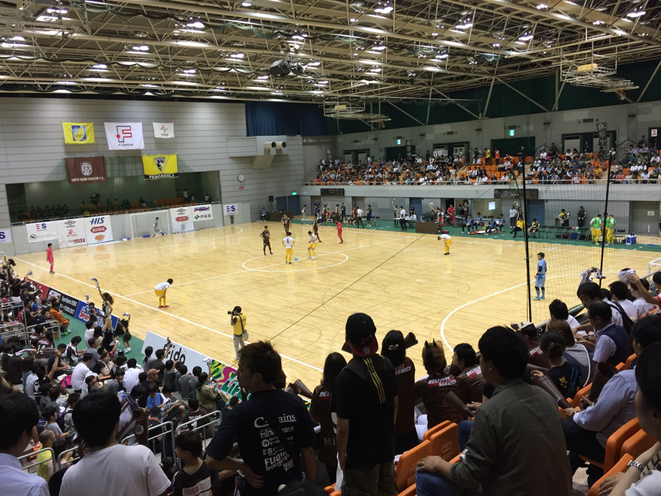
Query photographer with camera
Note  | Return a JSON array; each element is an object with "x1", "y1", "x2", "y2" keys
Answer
[{"x1": 230, "y1": 306, "x2": 248, "y2": 362}]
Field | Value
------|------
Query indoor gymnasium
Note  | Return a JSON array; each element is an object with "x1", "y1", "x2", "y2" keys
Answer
[{"x1": 1, "y1": 1, "x2": 661, "y2": 496}]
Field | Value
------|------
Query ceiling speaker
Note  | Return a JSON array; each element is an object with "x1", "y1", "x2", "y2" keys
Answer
[{"x1": 269, "y1": 60, "x2": 291, "y2": 76}]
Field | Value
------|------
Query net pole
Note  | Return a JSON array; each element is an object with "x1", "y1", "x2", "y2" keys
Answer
[
  {"x1": 598, "y1": 156, "x2": 613, "y2": 287},
  {"x1": 520, "y1": 158, "x2": 533, "y2": 322}
]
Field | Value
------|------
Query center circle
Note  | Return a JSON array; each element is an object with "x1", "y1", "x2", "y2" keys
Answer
[{"x1": 242, "y1": 251, "x2": 349, "y2": 273}]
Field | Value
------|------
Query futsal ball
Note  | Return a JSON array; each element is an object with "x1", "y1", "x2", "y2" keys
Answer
[{"x1": 294, "y1": 257, "x2": 298, "y2": 261}]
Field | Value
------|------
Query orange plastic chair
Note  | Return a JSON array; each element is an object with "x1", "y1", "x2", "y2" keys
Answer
[
  {"x1": 398, "y1": 484, "x2": 416, "y2": 496},
  {"x1": 580, "y1": 418, "x2": 641, "y2": 472},
  {"x1": 621, "y1": 428, "x2": 655, "y2": 460},
  {"x1": 430, "y1": 423, "x2": 459, "y2": 462},
  {"x1": 330, "y1": 491, "x2": 341, "y2": 496},
  {"x1": 586, "y1": 454, "x2": 633, "y2": 496},
  {"x1": 395, "y1": 440, "x2": 433, "y2": 492},
  {"x1": 616, "y1": 362, "x2": 626, "y2": 372},
  {"x1": 624, "y1": 354, "x2": 636, "y2": 370},
  {"x1": 324, "y1": 485, "x2": 334, "y2": 495},
  {"x1": 423, "y1": 420, "x2": 451, "y2": 442},
  {"x1": 571, "y1": 384, "x2": 592, "y2": 408}
]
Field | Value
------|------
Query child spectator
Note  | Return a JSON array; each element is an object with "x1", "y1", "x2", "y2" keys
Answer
[
  {"x1": 171, "y1": 431, "x2": 222, "y2": 496},
  {"x1": 146, "y1": 382, "x2": 165, "y2": 413},
  {"x1": 36, "y1": 429, "x2": 55, "y2": 482},
  {"x1": 42, "y1": 405, "x2": 67, "y2": 441}
]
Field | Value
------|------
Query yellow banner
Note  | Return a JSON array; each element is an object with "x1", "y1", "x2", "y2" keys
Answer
[
  {"x1": 62, "y1": 122, "x2": 95, "y2": 144},
  {"x1": 142, "y1": 153, "x2": 178, "y2": 177}
]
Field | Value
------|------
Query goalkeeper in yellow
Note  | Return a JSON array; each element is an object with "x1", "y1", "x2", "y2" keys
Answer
[
  {"x1": 590, "y1": 214, "x2": 602, "y2": 244},
  {"x1": 605, "y1": 214, "x2": 616, "y2": 245},
  {"x1": 438, "y1": 230, "x2": 452, "y2": 255},
  {"x1": 307, "y1": 231, "x2": 318, "y2": 260}
]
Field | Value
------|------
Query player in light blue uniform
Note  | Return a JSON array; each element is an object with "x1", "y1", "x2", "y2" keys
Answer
[{"x1": 534, "y1": 252, "x2": 547, "y2": 300}]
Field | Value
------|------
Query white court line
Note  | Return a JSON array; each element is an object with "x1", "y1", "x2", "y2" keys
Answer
[
  {"x1": 439, "y1": 272, "x2": 588, "y2": 352},
  {"x1": 14, "y1": 257, "x2": 322, "y2": 372},
  {"x1": 242, "y1": 252, "x2": 349, "y2": 273}
]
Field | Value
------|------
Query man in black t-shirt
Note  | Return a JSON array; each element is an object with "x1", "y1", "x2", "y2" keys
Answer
[
  {"x1": 206, "y1": 341, "x2": 316, "y2": 496},
  {"x1": 332, "y1": 313, "x2": 398, "y2": 496}
]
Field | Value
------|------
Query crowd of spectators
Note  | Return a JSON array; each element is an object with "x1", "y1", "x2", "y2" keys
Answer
[{"x1": 2, "y1": 266, "x2": 661, "y2": 496}]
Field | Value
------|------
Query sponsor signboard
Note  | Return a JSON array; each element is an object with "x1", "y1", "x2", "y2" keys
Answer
[
  {"x1": 56, "y1": 218, "x2": 87, "y2": 248},
  {"x1": 192, "y1": 204, "x2": 213, "y2": 222},
  {"x1": 64, "y1": 156, "x2": 107, "y2": 184},
  {"x1": 141, "y1": 331, "x2": 210, "y2": 371},
  {"x1": 46, "y1": 288, "x2": 80, "y2": 316},
  {"x1": 0, "y1": 229, "x2": 10, "y2": 244},
  {"x1": 83, "y1": 215, "x2": 114, "y2": 244},
  {"x1": 75, "y1": 300, "x2": 118, "y2": 328},
  {"x1": 169, "y1": 206, "x2": 194, "y2": 233},
  {"x1": 223, "y1": 204, "x2": 238, "y2": 216},
  {"x1": 26, "y1": 222, "x2": 58, "y2": 243}
]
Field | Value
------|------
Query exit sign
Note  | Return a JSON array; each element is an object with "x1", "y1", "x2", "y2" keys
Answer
[
  {"x1": 508, "y1": 129, "x2": 516, "y2": 136},
  {"x1": 396, "y1": 138, "x2": 402, "y2": 145}
]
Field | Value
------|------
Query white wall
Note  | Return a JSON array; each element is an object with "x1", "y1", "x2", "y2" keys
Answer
[{"x1": 0, "y1": 97, "x2": 307, "y2": 227}]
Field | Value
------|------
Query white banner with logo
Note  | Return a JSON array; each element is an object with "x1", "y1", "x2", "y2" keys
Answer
[
  {"x1": 104, "y1": 122, "x2": 144, "y2": 150},
  {"x1": 141, "y1": 331, "x2": 210, "y2": 373},
  {"x1": 223, "y1": 204, "x2": 238, "y2": 216},
  {"x1": 152, "y1": 122, "x2": 175, "y2": 139},
  {"x1": 0, "y1": 229, "x2": 11, "y2": 244},
  {"x1": 192, "y1": 204, "x2": 213, "y2": 222},
  {"x1": 83, "y1": 215, "x2": 114, "y2": 244},
  {"x1": 26, "y1": 222, "x2": 58, "y2": 243},
  {"x1": 56, "y1": 219, "x2": 87, "y2": 248},
  {"x1": 170, "y1": 206, "x2": 195, "y2": 233}
]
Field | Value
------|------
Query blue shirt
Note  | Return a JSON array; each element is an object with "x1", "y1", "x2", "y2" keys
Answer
[
  {"x1": 146, "y1": 393, "x2": 164, "y2": 412},
  {"x1": 0, "y1": 453, "x2": 49, "y2": 496},
  {"x1": 537, "y1": 260, "x2": 547, "y2": 274}
]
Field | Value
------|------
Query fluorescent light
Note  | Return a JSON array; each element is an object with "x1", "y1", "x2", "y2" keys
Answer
[
  {"x1": 435, "y1": 53, "x2": 448, "y2": 59},
  {"x1": 47, "y1": 8, "x2": 67, "y2": 14},
  {"x1": 229, "y1": 52, "x2": 245, "y2": 58},
  {"x1": 59, "y1": 81, "x2": 77, "y2": 85},
  {"x1": 83, "y1": 77, "x2": 113, "y2": 82},
  {"x1": 92, "y1": 64, "x2": 107, "y2": 69},
  {"x1": 176, "y1": 41, "x2": 208, "y2": 48},
  {"x1": 9, "y1": 36, "x2": 24, "y2": 41},
  {"x1": 256, "y1": 75, "x2": 269, "y2": 80},
  {"x1": 316, "y1": 80, "x2": 329, "y2": 85},
  {"x1": 536, "y1": 4, "x2": 548, "y2": 9},
  {"x1": 53, "y1": 89, "x2": 72, "y2": 93},
  {"x1": 182, "y1": 69, "x2": 196, "y2": 74},
  {"x1": 431, "y1": 32, "x2": 438, "y2": 36},
  {"x1": 627, "y1": 9, "x2": 645, "y2": 18},
  {"x1": 242, "y1": 1, "x2": 252, "y2": 5},
  {"x1": 186, "y1": 21, "x2": 205, "y2": 29},
  {"x1": 372, "y1": 45, "x2": 387, "y2": 51},
  {"x1": 456, "y1": 22, "x2": 473, "y2": 29},
  {"x1": 519, "y1": 34, "x2": 534, "y2": 41},
  {"x1": 350, "y1": 18, "x2": 357, "y2": 22},
  {"x1": 307, "y1": 61, "x2": 321, "y2": 67},
  {"x1": 144, "y1": 92, "x2": 155, "y2": 96},
  {"x1": 593, "y1": 20, "x2": 604, "y2": 25},
  {"x1": 141, "y1": 84, "x2": 158, "y2": 87},
  {"x1": 493, "y1": 42, "x2": 501, "y2": 47},
  {"x1": 173, "y1": 81, "x2": 200, "y2": 86},
  {"x1": 36, "y1": 15, "x2": 59, "y2": 22},
  {"x1": 132, "y1": 45, "x2": 149, "y2": 51}
]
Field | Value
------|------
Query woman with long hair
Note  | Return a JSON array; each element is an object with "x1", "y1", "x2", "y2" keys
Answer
[
  {"x1": 310, "y1": 352, "x2": 347, "y2": 484},
  {"x1": 94, "y1": 280, "x2": 114, "y2": 332},
  {"x1": 382, "y1": 330, "x2": 418, "y2": 454}
]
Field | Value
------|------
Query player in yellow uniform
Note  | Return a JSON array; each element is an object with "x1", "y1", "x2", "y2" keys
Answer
[
  {"x1": 605, "y1": 214, "x2": 616, "y2": 245},
  {"x1": 307, "y1": 231, "x2": 318, "y2": 260},
  {"x1": 282, "y1": 231, "x2": 295, "y2": 264},
  {"x1": 590, "y1": 214, "x2": 602, "y2": 244},
  {"x1": 154, "y1": 278, "x2": 173, "y2": 308},
  {"x1": 438, "y1": 230, "x2": 452, "y2": 255}
]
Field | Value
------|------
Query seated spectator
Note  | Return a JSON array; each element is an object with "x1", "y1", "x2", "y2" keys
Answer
[
  {"x1": 530, "y1": 331, "x2": 582, "y2": 398},
  {"x1": 123, "y1": 358, "x2": 142, "y2": 393},
  {"x1": 587, "y1": 301, "x2": 632, "y2": 366},
  {"x1": 47, "y1": 344, "x2": 70, "y2": 377},
  {"x1": 609, "y1": 280, "x2": 639, "y2": 320},
  {"x1": 575, "y1": 282, "x2": 624, "y2": 337},
  {"x1": 415, "y1": 326, "x2": 572, "y2": 496},
  {"x1": 206, "y1": 341, "x2": 316, "y2": 495},
  {"x1": 70, "y1": 353, "x2": 93, "y2": 394},
  {"x1": 382, "y1": 330, "x2": 418, "y2": 455},
  {"x1": 171, "y1": 431, "x2": 222, "y2": 496},
  {"x1": 60, "y1": 392, "x2": 171, "y2": 495},
  {"x1": 547, "y1": 320, "x2": 594, "y2": 387},
  {"x1": 86, "y1": 338, "x2": 101, "y2": 370},
  {"x1": 450, "y1": 343, "x2": 485, "y2": 404},
  {"x1": 549, "y1": 298, "x2": 580, "y2": 330},
  {"x1": 146, "y1": 383, "x2": 165, "y2": 412},
  {"x1": 516, "y1": 322, "x2": 550, "y2": 369},
  {"x1": 105, "y1": 369, "x2": 125, "y2": 397},
  {"x1": 606, "y1": 342, "x2": 661, "y2": 496},
  {"x1": 415, "y1": 340, "x2": 462, "y2": 431},
  {"x1": 562, "y1": 315, "x2": 661, "y2": 487},
  {"x1": 0, "y1": 393, "x2": 49, "y2": 495},
  {"x1": 36, "y1": 429, "x2": 55, "y2": 482},
  {"x1": 64, "y1": 336, "x2": 84, "y2": 366}
]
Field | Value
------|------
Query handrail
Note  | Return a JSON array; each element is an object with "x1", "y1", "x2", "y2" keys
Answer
[{"x1": 17, "y1": 446, "x2": 55, "y2": 474}]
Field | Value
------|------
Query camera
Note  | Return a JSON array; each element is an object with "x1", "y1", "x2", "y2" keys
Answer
[{"x1": 227, "y1": 311, "x2": 233, "y2": 315}]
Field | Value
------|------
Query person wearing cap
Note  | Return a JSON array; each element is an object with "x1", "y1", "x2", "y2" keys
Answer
[
  {"x1": 415, "y1": 326, "x2": 572, "y2": 496},
  {"x1": 331, "y1": 313, "x2": 398, "y2": 496},
  {"x1": 231, "y1": 306, "x2": 248, "y2": 362}
]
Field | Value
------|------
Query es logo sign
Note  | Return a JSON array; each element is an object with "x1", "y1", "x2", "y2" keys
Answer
[{"x1": 224, "y1": 204, "x2": 238, "y2": 215}]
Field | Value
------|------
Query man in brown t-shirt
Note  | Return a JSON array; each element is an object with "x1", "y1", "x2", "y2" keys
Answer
[
  {"x1": 281, "y1": 214, "x2": 291, "y2": 233},
  {"x1": 415, "y1": 340, "x2": 462, "y2": 428},
  {"x1": 450, "y1": 343, "x2": 485, "y2": 404},
  {"x1": 260, "y1": 226, "x2": 273, "y2": 255}
]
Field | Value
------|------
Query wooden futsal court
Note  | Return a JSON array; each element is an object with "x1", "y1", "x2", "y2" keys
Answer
[{"x1": 13, "y1": 222, "x2": 658, "y2": 386}]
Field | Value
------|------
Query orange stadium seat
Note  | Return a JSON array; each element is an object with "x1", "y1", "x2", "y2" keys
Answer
[
  {"x1": 580, "y1": 417, "x2": 641, "y2": 472},
  {"x1": 395, "y1": 440, "x2": 432, "y2": 492},
  {"x1": 571, "y1": 384, "x2": 592, "y2": 408},
  {"x1": 423, "y1": 420, "x2": 451, "y2": 442},
  {"x1": 586, "y1": 454, "x2": 633, "y2": 496},
  {"x1": 398, "y1": 483, "x2": 417, "y2": 496},
  {"x1": 620, "y1": 428, "x2": 656, "y2": 461},
  {"x1": 624, "y1": 354, "x2": 636, "y2": 369},
  {"x1": 430, "y1": 423, "x2": 459, "y2": 461}
]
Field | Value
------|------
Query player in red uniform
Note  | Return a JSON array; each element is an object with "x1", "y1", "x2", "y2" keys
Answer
[{"x1": 337, "y1": 219, "x2": 343, "y2": 244}]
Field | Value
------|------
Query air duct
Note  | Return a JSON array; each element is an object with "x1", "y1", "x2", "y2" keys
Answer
[
  {"x1": 264, "y1": 141, "x2": 277, "y2": 151},
  {"x1": 275, "y1": 141, "x2": 287, "y2": 149}
]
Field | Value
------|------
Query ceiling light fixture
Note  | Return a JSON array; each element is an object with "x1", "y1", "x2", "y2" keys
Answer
[
  {"x1": 229, "y1": 52, "x2": 245, "y2": 58},
  {"x1": 536, "y1": 4, "x2": 548, "y2": 9},
  {"x1": 132, "y1": 45, "x2": 149, "y2": 51},
  {"x1": 627, "y1": 9, "x2": 646, "y2": 18},
  {"x1": 186, "y1": 21, "x2": 205, "y2": 28}
]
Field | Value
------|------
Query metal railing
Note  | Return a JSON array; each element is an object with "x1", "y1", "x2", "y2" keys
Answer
[{"x1": 17, "y1": 446, "x2": 55, "y2": 476}]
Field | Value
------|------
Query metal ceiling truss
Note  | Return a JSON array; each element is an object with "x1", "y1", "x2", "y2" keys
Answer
[{"x1": 0, "y1": 0, "x2": 658, "y2": 107}]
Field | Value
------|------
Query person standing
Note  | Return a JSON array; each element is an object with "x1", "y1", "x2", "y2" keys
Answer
[
  {"x1": 260, "y1": 226, "x2": 273, "y2": 256},
  {"x1": 301, "y1": 205, "x2": 307, "y2": 225},
  {"x1": 605, "y1": 214, "x2": 616, "y2": 245},
  {"x1": 155, "y1": 279, "x2": 173, "y2": 308},
  {"x1": 590, "y1": 214, "x2": 602, "y2": 244},
  {"x1": 355, "y1": 207, "x2": 365, "y2": 228},
  {"x1": 332, "y1": 313, "x2": 398, "y2": 496},
  {"x1": 341, "y1": 203, "x2": 347, "y2": 222},
  {"x1": 337, "y1": 219, "x2": 343, "y2": 244},
  {"x1": 281, "y1": 214, "x2": 291, "y2": 234},
  {"x1": 577, "y1": 207, "x2": 587, "y2": 228},
  {"x1": 307, "y1": 231, "x2": 318, "y2": 260},
  {"x1": 282, "y1": 231, "x2": 295, "y2": 264},
  {"x1": 152, "y1": 217, "x2": 164, "y2": 237},
  {"x1": 509, "y1": 205, "x2": 518, "y2": 228},
  {"x1": 447, "y1": 204, "x2": 456, "y2": 227},
  {"x1": 46, "y1": 243, "x2": 54, "y2": 274},
  {"x1": 534, "y1": 252, "x2": 547, "y2": 301},
  {"x1": 438, "y1": 230, "x2": 452, "y2": 255},
  {"x1": 313, "y1": 218, "x2": 322, "y2": 243},
  {"x1": 366, "y1": 205, "x2": 373, "y2": 227},
  {"x1": 206, "y1": 341, "x2": 316, "y2": 495},
  {"x1": 230, "y1": 306, "x2": 247, "y2": 362},
  {"x1": 399, "y1": 205, "x2": 407, "y2": 232}
]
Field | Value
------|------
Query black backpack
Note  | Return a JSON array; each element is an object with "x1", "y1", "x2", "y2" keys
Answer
[{"x1": 608, "y1": 301, "x2": 635, "y2": 334}]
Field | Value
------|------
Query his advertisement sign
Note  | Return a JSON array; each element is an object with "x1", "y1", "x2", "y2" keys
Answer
[
  {"x1": 64, "y1": 156, "x2": 107, "y2": 184},
  {"x1": 170, "y1": 206, "x2": 194, "y2": 233},
  {"x1": 223, "y1": 204, "x2": 238, "y2": 216},
  {"x1": 26, "y1": 222, "x2": 58, "y2": 243},
  {"x1": 193, "y1": 205, "x2": 213, "y2": 222},
  {"x1": 104, "y1": 122, "x2": 144, "y2": 150},
  {"x1": 56, "y1": 219, "x2": 87, "y2": 248},
  {"x1": 83, "y1": 215, "x2": 114, "y2": 244},
  {"x1": 142, "y1": 331, "x2": 210, "y2": 371},
  {"x1": 75, "y1": 300, "x2": 118, "y2": 329},
  {"x1": 0, "y1": 229, "x2": 11, "y2": 244}
]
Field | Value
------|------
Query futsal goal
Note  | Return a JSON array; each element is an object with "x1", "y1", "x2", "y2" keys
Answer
[{"x1": 129, "y1": 210, "x2": 171, "y2": 239}]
